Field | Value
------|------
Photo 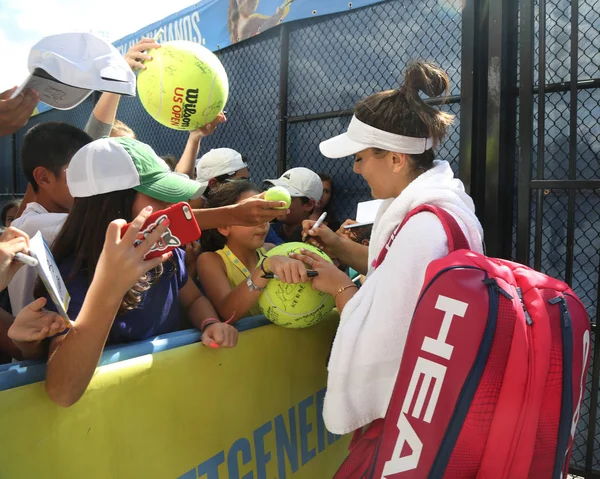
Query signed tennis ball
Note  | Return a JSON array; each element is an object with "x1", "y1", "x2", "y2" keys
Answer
[
  {"x1": 137, "y1": 41, "x2": 229, "y2": 131},
  {"x1": 264, "y1": 186, "x2": 292, "y2": 210},
  {"x1": 258, "y1": 242, "x2": 335, "y2": 328}
]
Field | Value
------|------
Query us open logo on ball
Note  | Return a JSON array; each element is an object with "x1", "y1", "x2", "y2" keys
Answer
[
  {"x1": 137, "y1": 40, "x2": 229, "y2": 131},
  {"x1": 171, "y1": 87, "x2": 199, "y2": 129}
]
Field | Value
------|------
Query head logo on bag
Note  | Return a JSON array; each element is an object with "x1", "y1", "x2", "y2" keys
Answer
[{"x1": 382, "y1": 295, "x2": 468, "y2": 475}]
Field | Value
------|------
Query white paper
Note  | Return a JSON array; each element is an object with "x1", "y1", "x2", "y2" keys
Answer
[
  {"x1": 29, "y1": 231, "x2": 72, "y2": 324},
  {"x1": 344, "y1": 199, "x2": 384, "y2": 229}
]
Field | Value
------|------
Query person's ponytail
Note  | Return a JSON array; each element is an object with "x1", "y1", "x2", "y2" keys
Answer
[
  {"x1": 402, "y1": 61, "x2": 454, "y2": 147},
  {"x1": 354, "y1": 60, "x2": 455, "y2": 171}
]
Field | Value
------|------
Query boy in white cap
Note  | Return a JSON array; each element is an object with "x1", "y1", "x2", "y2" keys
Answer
[
  {"x1": 193, "y1": 148, "x2": 250, "y2": 207},
  {"x1": 264, "y1": 167, "x2": 323, "y2": 243}
]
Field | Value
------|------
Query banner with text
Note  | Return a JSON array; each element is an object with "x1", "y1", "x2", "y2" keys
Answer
[{"x1": 33, "y1": 0, "x2": 386, "y2": 116}]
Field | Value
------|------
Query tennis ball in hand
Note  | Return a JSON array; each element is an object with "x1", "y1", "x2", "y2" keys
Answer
[{"x1": 265, "y1": 186, "x2": 291, "y2": 210}]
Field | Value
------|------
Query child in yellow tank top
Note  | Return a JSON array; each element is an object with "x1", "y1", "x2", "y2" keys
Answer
[{"x1": 198, "y1": 182, "x2": 309, "y2": 323}]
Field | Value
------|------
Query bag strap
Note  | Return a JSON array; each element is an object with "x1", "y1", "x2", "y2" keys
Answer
[{"x1": 372, "y1": 205, "x2": 471, "y2": 270}]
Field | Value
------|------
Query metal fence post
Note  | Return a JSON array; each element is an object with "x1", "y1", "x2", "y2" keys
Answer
[
  {"x1": 516, "y1": 0, "x2": 535, "y2": 265},
  {"x1": 460, "y1": 0, "x2": 518, "y2": 259},
  {"x1": 484, "y1": 0, "x2": 519, "y2": 259},
  {"x1": 277, "y1": 24, "x2": 290, "y2": 177},
  {"x1": 459, "y1": 0, "x2": 476, "y2": 196},
  {"x1": 459, "y1": 0, "x2": 488, "y2": 225}
]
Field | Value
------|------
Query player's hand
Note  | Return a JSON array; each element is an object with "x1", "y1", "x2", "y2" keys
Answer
[
  {"x1": 290, "y1": 249, "x2": 351, "y2": 296},
  {"x1": 301, "y1": 220, "x2": 340, "y2": 257}
]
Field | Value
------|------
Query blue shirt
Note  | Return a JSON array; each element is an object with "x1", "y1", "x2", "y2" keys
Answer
[
  {"x1": 45, "y1": 248, "x2": 188, "y2": 345},
  {"x1": 270, "y1": 223, "x2": 302, "y2": 243},
  {"x1": 266, "y1": 226, "x2": 284, "y2": 246}
]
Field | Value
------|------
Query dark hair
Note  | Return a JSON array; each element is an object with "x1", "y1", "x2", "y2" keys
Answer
[
  {"x1": 299, "y1": 196, "x2": 315, "y2": 216},
  {"x1": 201, "y1": 181, "x2": 261, "y2": 252},
  {"x1": 161, "y1": 154, "x2": 178, "y2": 171},
  {"x1": 21, "y1": 122, "x2": 92, "y2": 192},
  {"x1": 354, "y1": 225, "x2": 373, "y2": 244},
  {"x1": 354, "y1": 61, "x2": 454, "y2": 172},
  {"x1": 317, "y1": 172, "x2": 337, "y2": 219},
  {"x1": 1, "y1": 199, "x2": 21, "y2": 226},
  {"x1": 34, "y1": 189, "x2": 164, "y2": 314}
]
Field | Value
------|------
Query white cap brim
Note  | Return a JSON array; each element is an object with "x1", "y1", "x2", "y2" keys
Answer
[
  {"x1": 319, "y1": 132, "x2": 370, "y2": 159},
  {"x1": 193, "y1": 180, "x2": 209, "y2": 198},
  {"x1": 13, "y1": 71, "x2": 92, "y2": 110}
]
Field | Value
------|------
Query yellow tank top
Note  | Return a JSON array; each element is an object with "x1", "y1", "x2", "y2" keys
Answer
[{"x1": 215, "y1": 245, "x2": 268, "y2": 318}]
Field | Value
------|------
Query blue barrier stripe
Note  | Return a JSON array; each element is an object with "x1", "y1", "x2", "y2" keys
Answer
[{"x1": 0, "y1": 315, "x2": 271, "y2": 392}]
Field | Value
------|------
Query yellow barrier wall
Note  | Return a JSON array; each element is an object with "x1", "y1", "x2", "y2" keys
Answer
[{"x1": 0, "y1": 315, "x2": 349, "y2": 478}]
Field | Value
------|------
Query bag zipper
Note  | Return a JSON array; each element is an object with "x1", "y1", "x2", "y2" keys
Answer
[
  {"x1": 502, "y1": 286, "x2": 535, "y2": 477},
  {"x1": 517, "y1": 287, "x2": 533, "y2": 325},
  {"x1": 427, "y1": 277, "x2": 499, "y2": 478},
  {"x1": 548, "y1": 295, "x2": 573, "y2": 479}
]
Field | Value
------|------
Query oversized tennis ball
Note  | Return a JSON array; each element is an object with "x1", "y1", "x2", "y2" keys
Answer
[
  {"x1": 264, "y1": 186, "x2": 291, "y2": 209},
  {"x1": 137, "y1": 41, "x2": 229, "y2": 131},
  {"x1": 258, "y1": 242, "x2": 335, "y2": 328}
]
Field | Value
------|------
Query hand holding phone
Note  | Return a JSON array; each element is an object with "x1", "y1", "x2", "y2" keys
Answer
[{"x1": 121, "y1": 202, "x2": 201, "y2": 260}]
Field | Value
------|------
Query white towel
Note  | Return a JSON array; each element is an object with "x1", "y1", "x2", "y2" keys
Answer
[{"x1": 323, "y1": 160, "x2": 484, "y2": 435}]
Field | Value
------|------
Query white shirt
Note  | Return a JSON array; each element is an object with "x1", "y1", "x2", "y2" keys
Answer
[
  {"x1": 323, "y1": 161, "x2": 485, "y2": 435},
  {"x1": 8, "y1": 203, "x2": 67, "y2": 314}
]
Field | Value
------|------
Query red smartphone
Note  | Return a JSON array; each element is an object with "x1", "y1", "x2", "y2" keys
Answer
[{"x1": 122, "y1": 202, "x2": 201, "y2": 260}]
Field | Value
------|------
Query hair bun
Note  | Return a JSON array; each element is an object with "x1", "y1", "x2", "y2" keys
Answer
[{"x1": 403, "y1": 61, "x2": 449, "y2": 98}]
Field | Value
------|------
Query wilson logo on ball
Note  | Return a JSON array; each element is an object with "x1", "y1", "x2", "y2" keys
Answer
[
  {"x1": 171, "y1": 87, "x2": 199, "y2": 128},
  {"x1": 138, "y1": 41, "x2": 229, "y2": 131}
]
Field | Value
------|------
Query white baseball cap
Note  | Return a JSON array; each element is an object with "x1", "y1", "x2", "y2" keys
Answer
[
  {"x1": 195, "y1": 148, "x2": 248, "y2": 187},
  {"x1": 67, "y1": 137, "x2": 204, "y2": 202},
  {"x1": 265, "y1": 167, "x2": 323, "y2": 202},
  {"x1": 12, "y1": 32, "x2": 136, "y2": 110}
]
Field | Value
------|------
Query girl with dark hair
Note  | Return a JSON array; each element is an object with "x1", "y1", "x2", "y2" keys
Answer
[
  {"x1": 1, "y1": 200, "x2": 21, "y2": 227},
  {"x1": 198, "y1": 181, "x2": 308, "y2": 324},
  {"x1": 40, "y1": 137, "x2": 238, "y2": 407},
  {"x1": 293, "y1": 62, "x2": 484, "y2": 444},
  {"x1": 309, "y1": 173, "x2": 340, "y2": 232}
]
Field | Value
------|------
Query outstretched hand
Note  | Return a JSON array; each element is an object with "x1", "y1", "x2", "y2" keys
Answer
[
  {"x1": 0, "y1": 226, "x2": 30, "y2": 290},
  {"x1": 190, "y1": 112, "x2": 227, "y2": 139},
  {"x1": 0, "y1": 87, "x2": 39, "y2": 137},
  {"x1": 230, "y1": 192, "x2": 289, "y2": 226},
  {"x1": 125, "y1": 38, "x2": 161, "y2": 71},
  {"x1": 93, "y1": 206, "x2": 173, "y2": 299}
]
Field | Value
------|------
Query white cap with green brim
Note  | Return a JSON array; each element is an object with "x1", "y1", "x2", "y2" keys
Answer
[{"x1": 67, "y1": 137, "x2": 204, "y2": 202}]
